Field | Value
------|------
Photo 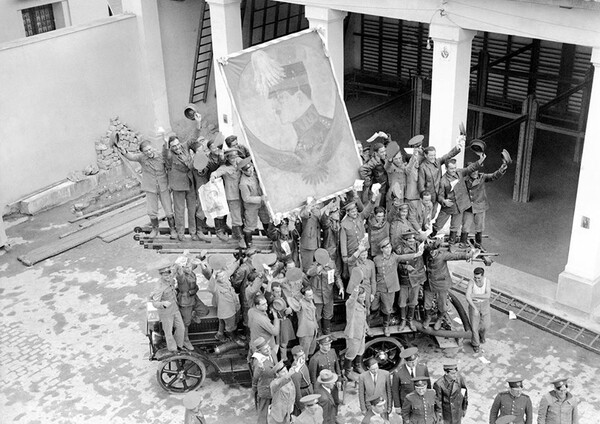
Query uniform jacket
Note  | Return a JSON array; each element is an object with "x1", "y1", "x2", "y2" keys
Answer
[
  {"x1": 418, "y1": 146, "x2": 461, "y2": 204},
  {"x1": 320, "y1": 213, "x2": 341, "y2": 263},
  {"x1": 300, "y1": 209, "x2": 321, "y2": 251},
  {"x1": 389, "y1": 218, "x2": 414, "y2": 251},
  {"x1": 269, "y1": 372, "x2": 297, "y2": 421},
  {"x1": 401, "y1": 389, "x2": 438, "y2": 424},
  {"x1": 239, "y1": 173, "x2": 263, "y2": 205},
  {"x1": 291, "y1": 364, "x2": 313, "y2": 413},
  {"x1": 151, "y1": 278, "x2": 178, "y2": 310},
  {"x1": 268, "y1": 223, "x2": 301, "y2": 267},
  {"x1": 537, "y1": 391, "x2": 578, "y2": 424},
  {"x1": 392, "y1": 363, "x2": 431, "y2": 408},
  {"x1": 386, "y1": 160, "x2": 408, "y2": 201},
  {"x1": 207, "y1": 278, "x2": 239, "y2": 320},
  {"x1": 307, "y1": 261, "x2": 340, "y2": 305},
  {"x1": 123, "y1": 152, "x2": 169, "y2": 194},
  {"x1": 434, "y1": 374, "x2": 468, "y2": 424},
  {"x1": 347, "y1": 257, "x2": 377, "y2": 297},
  {"x1": 211, "y1": 162, "x2": 241, "y2": 200},
  {"x1": 340, "y1": 200, "x2": 375, "y2": 259},
  {"x1": 437, "y1": 162, "x2": 481, "y2": 214},
  {"x1": 362, "y1": 410, "x2": 390, "y2": 424},
  {"x1": 252, "y1": 354, "x2": 276, "y2": 399},
  {"x1": 294, "y1": 405, "x2": 324, "y2": 424},
  {"x1": 359, "y1": 369, "x2": 393, "y2": 413},
  {"x1": 408, "y1": 200, "x2": 433, "y2": 233},
  {"x1": 316, "y1": 385, "x2": 338, "y2": 424},
  {"x1": 489, "y1": 391, "x2": 532, "y2": 424},
  {"x1": 309, "y1": 350, "x2": 341, "y2": 391},
  {"x1": 374, "y1": 252, "x2": 415, "y2": 293},
  {"x1": 404, "y1": 154, "x2": 421, "y2": 201},
  {"x1": 360, "y1": 156, "x2": 388, "y2": 188},
  {"x1": 426, "y1": 249, "x2": 471, "y2": 291},
  {"x1": 176, "y1": 269, "x2": 199, "y2": 307},
  {"x1": 396, "y1": 240, "x2": 426, "y2": 287},
  {"x1": 344, "y1": 287, "x2": 368, "y2": 339},
  {"x1": 465, "y1": 166, "x2": 506, "y2": 214},
  {"x1": 164, "y1": 142, "x2": 195, "y2": 191}
]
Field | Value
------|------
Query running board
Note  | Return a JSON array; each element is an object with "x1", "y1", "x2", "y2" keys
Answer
[{"x1": 451, "y1": 273, "x2": 600, "y2": 356}]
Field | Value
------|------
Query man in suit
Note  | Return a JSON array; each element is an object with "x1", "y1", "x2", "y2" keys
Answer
[
  {"x1": 268, "y1": 360, "x2": 304, "y2": 424},
  {"x1": 362, "y1": 396, "x2": 390, "y2": 424},
  {"x1": 433, "y1": 361, "x2": 468, "y2": 424},
  {"x1": 401, "y1": 376, "x2": 438, "y2": 424},
  {"x1": 316, "y1": 369, "x2": 340, "y2": 424},
  {"x1": 392, "y1": 347, "x2": 431, "y2": 413},
  {"x1": 290, "y1": 346, "x2": 313, "y2": 416},
  {"x1": 359, "y1": 358, "x2": 393, "y2": 418},
  {"x1": 251, "y1": 337, "x2": 277, "y2": 424}
]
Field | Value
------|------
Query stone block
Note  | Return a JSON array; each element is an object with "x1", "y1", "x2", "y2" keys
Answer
[
  {"x1": 20, "y1": 176, "x2": 99, "y2": 215},
  {"x1": 557, "y1": 271, "x2": 600, "y2": 313}
]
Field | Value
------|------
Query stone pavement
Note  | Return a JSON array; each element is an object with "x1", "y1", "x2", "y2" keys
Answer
[{"x1": 1, "y1": 206, "x2": 599, "y2": 423}]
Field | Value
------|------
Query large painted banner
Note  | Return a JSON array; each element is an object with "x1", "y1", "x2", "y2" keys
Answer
[{"x1": 219, "y1": 30, "x2": 361, "y2": 215}]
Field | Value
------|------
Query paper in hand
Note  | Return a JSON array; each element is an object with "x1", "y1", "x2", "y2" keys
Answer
[
  {"x1": 450, "y1": 180, "x2": 459, "y2": 191},
  {"x1": 353, "y1": 179, "x2": 364, "y2": 191},
  {"x1": 371, "y1": 183, "x2": 381, "y2": 195}
]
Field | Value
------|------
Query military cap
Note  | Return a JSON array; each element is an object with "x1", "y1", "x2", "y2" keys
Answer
[
  {"x1": 386, "y1": 141, "x2": 400, "y2": 159},
  {"x1": 317, "y1": 369, "x2": 338, "y2": 384},
  {"x1": 367, "y1": 395, "x2": 386, "y2": 406},
  {"x1": 183, "y1": 390, "x2": 203, "y2": 409},
  {"x1": 401, "y1": 229, "x2": 418, "y2": 238},
  {"x1": 300, "y1": 394, "x2": 321, "y2": 405},
  {"x1": 286, "y1": 267, "x2": 304, "y2": 282},
  {"x1": 469, "y1": 139, "x2": 486, "y2": 154},
  {"x1": 316, "y1": 334, "x2": 333, "y2": 345},
  {"x1": 252, "y1": 336, "x2": 269, "y2": 350},
  {"x1": 343, "y1": 201, "x2": 357, "y2": 211},
  {"x1": 408, "y1": 134, "x2": 424, "y2": 147},
  {"x1": 400, "y1": 347, "x2": 419, "y2": 361},
  {"x1": 291, "y1": 345, "x2": 305, "y2": 357},
  {"x1": 155, "y1": 257, "x2": 174, "y2": 273},
  {"x1": 412, "y1": 376, "x2": 429, "y2": 387},
  {"x1": 502, "y1": 148, "x2": 513, "y2": 165},
  {"x1": 495, "y1": 416, "x2": 517, "y2": 424},
  {"x1": 251, "y1": 253, "x2": 278, "y2": 271},
  {"x1": 273, "y1": 360, "x2": 286, "y2": 374},
  {"x1": 443, "y1": 361, "x2": 458, "y2": 371},
  {"x1": 236, "y1": 156, "x2": 252, "y2": 171},
  {"x1": 399, "y1": 203, "x2": 409, "y2": 210},
  {"x1": 208, "y1": 254, "x2": 228, "y2": 271},
  {"x1": 551, "y1": 378, "x2": 568, "y2": 389},
  {"x1": 507, "y1": 377, "x2": 524, "y2": 388},
  {"x1": 379, "y1": 238, "x2": 391, "y2": 249},
  {"x1": 314, "y1": 248, "x2": 330, "y2": 265}
]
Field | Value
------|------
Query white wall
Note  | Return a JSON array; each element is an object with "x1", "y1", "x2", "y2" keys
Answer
[
  {"x1": 0, "y1": 15, "x2": 155, "y2": 207},
  {"x1": 0, "y1": 0, "x2": 108, "y2": 43}
]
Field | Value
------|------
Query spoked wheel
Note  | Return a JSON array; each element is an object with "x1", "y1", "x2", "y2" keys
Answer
[
  {"x1": 362, "y1": 337, "x2": 405, "y2": 373},
  {"x1": 156, "y1": 353, "x2": 206, "y2": 393}
]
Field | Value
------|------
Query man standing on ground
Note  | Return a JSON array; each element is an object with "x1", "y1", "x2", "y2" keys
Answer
[
  {"x1": 489, "y1": 378, "x2": 532, "y2": 424},
  {"x1": 358, "y1": 358, "x2": 393, "y2": 419},
  {"x1": 309, "y1": 335, "x2": 343, "y2": 405},
  {"x1": 316, "y1": 369, "x2": 341, "y2": 424},
  {"x1": 252, "y1": 337, "x2": 277, "y2": 424},
  {"x1": 392, "y1": 347, "x2": 431, "y2": 414},
  {"x1": 465, "y1": 267, "x2": 492, "y2": 353},
  {"x1": 269, "y1": 360, "x2": 304, "y2": 424},
  {"x1": 290, "y1": 346, "x2": 314, "y2": 416},
  {"x1": 537, "y1": 378, "x2": 578, "y2": 424},
  {"x1": 434, "y1": 361, "x2": 468, "y2": 424},
  {"x1": 401, "y1": 376, "x2": 438, "y2": 424}
]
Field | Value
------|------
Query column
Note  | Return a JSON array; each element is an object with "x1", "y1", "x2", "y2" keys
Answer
[
  {"x1": 305, "y1": 6, "x2": 347, "y2": 99},
  {"x1": 122, "y1": 0, "x2": 172, "y2": 139},
  {"x1": 206, "y1": 0, "x2": 243, "y2": 136},
  {"x1": 556, "y1": 47, "x2": 600, "y2": 313},
  {"x1": 428, "y1": 23, "x2": 476, "y2": 166}
]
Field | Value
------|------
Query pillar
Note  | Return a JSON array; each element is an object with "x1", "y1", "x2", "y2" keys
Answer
[
  {"x1": 122, "y1": 0, "x2": 172, "y2": 140},
  {"x1": 428, "y1": 23, "x2": 476, "y2": 166},
  {"x1": 305, "y1": 6, "x2": 347, "y2": 98},
  {"x1": 206, "y1": 0, "x2": 243, "y2": 136},
  {"x1": 557, "y1": 47, "x2": 600, "y2": 313}
]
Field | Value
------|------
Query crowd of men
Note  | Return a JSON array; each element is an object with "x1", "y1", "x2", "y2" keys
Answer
[{"x1": 144, "y1": 124, "x2": 578, "y2": 424}]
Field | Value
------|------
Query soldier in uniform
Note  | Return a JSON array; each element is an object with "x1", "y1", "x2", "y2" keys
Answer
[
  {"x1": 299, "y1": 200, "x2": 322, "y2": 272},
  {"x1": 343, "y1": 284, "x2": 369, "y2": 380},
  {"x1": 290, "y1": 346, "x2": 313, "y2": 416},
  {"x1": 392, "y1": 347, "x2": 431, "y2": 414},
  {"x1": 489, "y1": 377, "x2": 532, "y2": 424},
  {"x1": 395, "y1": 230, "x2": 427, "y2": 331},
  {"x1": 295, "y1": 394, "x2": 324, "y2": 424},
  {"x1": 251, "y1": 337, "x2": 277, "y2": 424},
  {"x1": 362, "y1": 396, "x2": 390, "y2": 424},
  {"x1": 433, "y1": 361, "x2": 468, "y2": 424},
  {"x1": 401, "y1": 376, "x2": 438, "y2": 424},
  {"x1": 537, "y1": 377, "x2": 579, "y2": 424},
  {"x1": 150, "y1": 261, "x2": 185, "y2": 352},
  {"x1": 309, "y1": 335, "x2": 343, "y2": 404},
  {"x1": 360, "y1": 141, "x2": 389, "y2": 207},
  {"x1": 340, "y1": 194, "x2": 378, "y2": 275},
  {"x1": 238, "y1": 157, "x2": 270, "y2": 248}
]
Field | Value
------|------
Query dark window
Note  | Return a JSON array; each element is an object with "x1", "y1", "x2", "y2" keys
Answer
[{"x1": 22, "y1": 4, "x2": 56, "y2": 37}]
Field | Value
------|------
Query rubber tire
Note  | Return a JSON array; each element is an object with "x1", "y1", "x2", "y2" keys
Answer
[
  {"x1": 362, "y1": 336, "x2": 405, "y2": 374},
  {"x1": 156, "y1": 352, "x2": 206, "y2": 393}
]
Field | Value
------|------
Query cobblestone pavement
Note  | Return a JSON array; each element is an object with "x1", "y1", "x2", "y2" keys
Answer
[{"x1": 1, "y1": 208, "x2": 599, "y2": 423}]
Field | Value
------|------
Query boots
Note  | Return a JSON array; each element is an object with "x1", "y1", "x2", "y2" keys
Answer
[
  {"x1": 383, "y1": 314, "x2": 391, "y2": 337},
  {"x1": 322, "y1": 319, "x2": 336, "y2": 340},
  {"x1": 398, "y1": 307, "x2": 407, "y2": 332},
  {"x1": 459, "y1": 232, "x2": 469, "y2": 248},
  {"x1": 343, "y1": 358, "x2": 354, "y2": 379},
  {"x1": 226, "y1": 331, "x2": 244, "y2": 347},
  {"x1": 244, "y1": 231, "x2": 253, "y2": 248},
  {"x1": 433, "y1": 314, "x2": 444, "y2": 331},
  {"x1": 475, "y1": 232, "x2": 484, "y2": 249},
  {"x1": 422, "y1": 309, "x2": 434, "y2": 327},
  {"x1": 233, "y1": 226, "x2": 246, "y2": 248},
  {"x1": 407, "y1": 306, "x2": 417, "y2": 331},
  {"x1": 448, "y1": 231, "x2": 457, "y2": 244},
  {"x1": 215, "y1": 218, "x2": 228, "y2": 242},
  {"x1": 149, "y1": 217, "x2": 160, "y2": 239},
  {"x1": 194, "y1": 216, "x2": 212, "y2": 242},
  {"x1": 167, "y1": 216, "x2": 177, "y2": 240},
  {"x1": 353, "y1": 355, "x2": 366, "y2": 374}
]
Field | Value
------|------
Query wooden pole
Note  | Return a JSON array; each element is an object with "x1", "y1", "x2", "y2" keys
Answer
[
  {"x1": 475, "y1": 50, "x2": 489, "y2": 138},
  {"x1": 513, "y1": 94, "x2": 538, "y2": 202},
  {"x1": 411, "y1": 76, "x2": 423, "y2": 137}
]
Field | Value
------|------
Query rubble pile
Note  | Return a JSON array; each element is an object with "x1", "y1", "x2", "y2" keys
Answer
[{"x1": 95, "y1": 117, "x2": 142, "y2": 170}]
